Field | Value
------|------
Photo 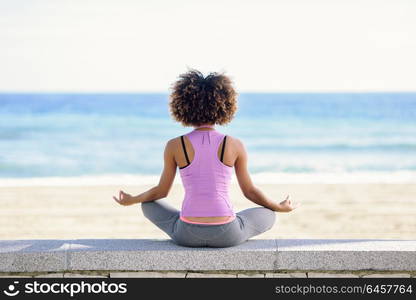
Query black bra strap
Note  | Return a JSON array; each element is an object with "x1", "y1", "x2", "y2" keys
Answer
[
  {"x1": 180, "y1": 135, "x2": 190, "y2": 165},
  {"x1": 220, "y1": 135, "x2": 227, "y2": 162}
]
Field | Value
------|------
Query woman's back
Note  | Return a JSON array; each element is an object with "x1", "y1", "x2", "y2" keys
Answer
[{"x1": 178, "y1": 125, "x2": 235, "y2": 222}]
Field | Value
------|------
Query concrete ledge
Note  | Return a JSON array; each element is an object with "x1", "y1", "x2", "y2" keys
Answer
[
  {"x1": 276, "y1": 239, "x2": 416, "y2": 271},
  {"x1": 1, "y1": 239, "x2": 415, "y2": 273}
]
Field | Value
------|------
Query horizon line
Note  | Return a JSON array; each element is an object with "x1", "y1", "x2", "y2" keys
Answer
[{"x1": 0, "y1": 90, "x2": 415, "y2": 94}]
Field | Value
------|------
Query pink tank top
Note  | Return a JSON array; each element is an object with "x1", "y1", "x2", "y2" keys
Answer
[{"x1": 179, "y1": 125, "x2": 236, "y2": 224}]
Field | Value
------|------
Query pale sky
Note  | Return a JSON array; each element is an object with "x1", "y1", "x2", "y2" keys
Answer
[{"x1": 0, "y1": 0, "x2": 415, "y2": 92}]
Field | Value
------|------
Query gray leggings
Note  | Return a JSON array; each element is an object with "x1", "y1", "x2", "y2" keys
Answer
[{"x1": 141, "y1": 199, "x2": 276, "y2": 248}]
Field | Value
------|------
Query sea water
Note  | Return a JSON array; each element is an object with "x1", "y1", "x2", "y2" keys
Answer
[{"x1": 0, "y1": 92, "x2": 415, "y2": 185}]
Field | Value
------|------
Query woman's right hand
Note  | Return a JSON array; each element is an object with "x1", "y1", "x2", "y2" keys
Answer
[{"x1": 277, "y1": 195, "x2": 300, "y2": 212}]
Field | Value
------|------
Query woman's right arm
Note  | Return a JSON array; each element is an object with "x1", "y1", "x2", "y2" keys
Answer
[{"x1": 233, "y1": 138, "x2": 299, "y2": 212}]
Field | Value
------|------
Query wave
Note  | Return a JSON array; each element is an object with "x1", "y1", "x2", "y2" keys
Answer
[
  {"x1": 251, "y1": 143, "x2": 416, "y2": 152},
  {"x1": 1, "y1": 93, "x2": 415, "y2": 179},
  {"x1": 1, "y1": 171, "x2": 416, "y2": 187}
]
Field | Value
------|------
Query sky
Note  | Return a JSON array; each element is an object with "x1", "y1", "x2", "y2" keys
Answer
[{"x1": 0, "y1": 0, "x2": 415, "y2": 92}]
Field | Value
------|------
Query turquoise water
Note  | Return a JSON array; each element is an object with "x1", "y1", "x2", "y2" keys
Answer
[{"x1": 0, "y1": 93, "x2": 415, "y2": 182}]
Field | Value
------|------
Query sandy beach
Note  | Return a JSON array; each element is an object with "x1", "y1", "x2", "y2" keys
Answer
[{"x1": 1, "y1": 183, "x2": 415, "y2": 240}]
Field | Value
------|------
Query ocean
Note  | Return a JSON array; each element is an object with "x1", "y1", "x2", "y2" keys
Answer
[{"x1": 1, "y1": 92, "x2": 415, "y2": 185}]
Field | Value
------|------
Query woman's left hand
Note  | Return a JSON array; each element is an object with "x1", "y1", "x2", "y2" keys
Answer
[{"x1": 113, "y1": 190, "x2": 136, "y2": 206}]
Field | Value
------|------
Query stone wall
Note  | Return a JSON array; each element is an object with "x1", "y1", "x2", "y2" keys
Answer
[
  {"x1": 0, "y1": 270, "x2": 414, "y2": 278},
  {"x1": 1, "y1": 239, "x2": 415, "y2": 276}
]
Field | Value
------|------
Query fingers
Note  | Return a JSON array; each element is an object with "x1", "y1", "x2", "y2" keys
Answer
[
  {"x1": 114, "y1": 190, "x2": 129, "y2": 206},
  {"x1": 120, "y1": 190, "x2": 128, "y2": 200},
  {"x1": 114, "y1": 195, "x2": 128, "y2": 206},
  {"x1": 284, "y1": 194, "x2": 291, "y2": 204}
]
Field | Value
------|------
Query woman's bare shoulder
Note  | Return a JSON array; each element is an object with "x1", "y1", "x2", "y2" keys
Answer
[
  {"x1": 225, "y1": 135, "x2": 244, "y2": 148},
  {"x1": 224, "y1": 135, "x2": 246, "y2": 158},
  {"x1": 165, "y1": 136, "x2": 182, "y2": 150}
]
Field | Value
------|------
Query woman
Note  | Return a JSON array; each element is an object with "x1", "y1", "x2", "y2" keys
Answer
[{"x1": 113, "y1": 69, "x2": 300, "y2": 247}]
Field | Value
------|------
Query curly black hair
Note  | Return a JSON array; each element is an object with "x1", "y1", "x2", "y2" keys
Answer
[{"x1": 169, "y1": 69, "x2": 238, "y2": 127}]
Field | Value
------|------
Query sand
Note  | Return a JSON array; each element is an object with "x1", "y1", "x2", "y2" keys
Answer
[{"x1": 1, "y1": 184, "x2": 415, "y2": 240}]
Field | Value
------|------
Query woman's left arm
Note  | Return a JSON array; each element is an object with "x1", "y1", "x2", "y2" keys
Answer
[{"x1": 113, "y1": 139, "x2": 177, "y2": 206}]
